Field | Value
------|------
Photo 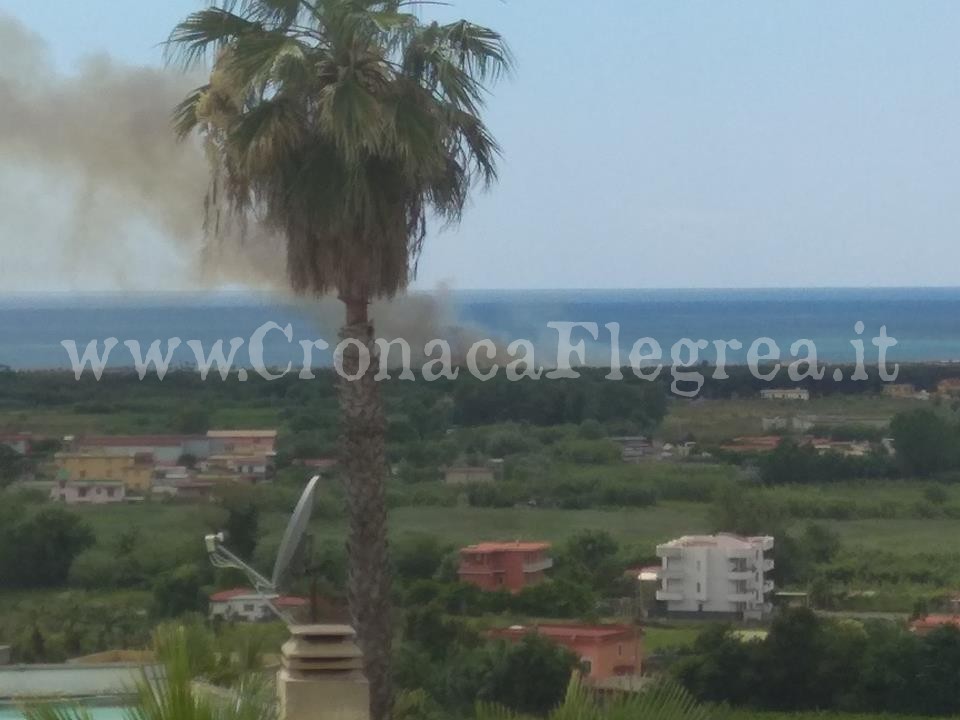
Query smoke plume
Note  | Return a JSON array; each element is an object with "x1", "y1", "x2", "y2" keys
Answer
[{"x1": 0, "y1": 14, "x2": 502, "y2": 356}]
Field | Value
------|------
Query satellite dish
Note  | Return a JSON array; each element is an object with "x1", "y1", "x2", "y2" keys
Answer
[
  {"x1": 204, "y1": 475, "x2": 320, "y2": 624},
  {"x1": 272, "y1": 474, "x2": 320, "y2": 587}
]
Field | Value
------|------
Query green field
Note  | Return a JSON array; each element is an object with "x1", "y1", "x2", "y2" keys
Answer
[
  {"x1": 68, "y1": 501, "x2": 712, "y2": 555},
  {"x1": 64, "y1": 495, "x2": 960, "y2": 563},
  {"x1": 661, "y1": 395, "x2": 925, "y2": 442},
  {"x1": 826, "y1": 517, "x2": 960, "y2": 554}
]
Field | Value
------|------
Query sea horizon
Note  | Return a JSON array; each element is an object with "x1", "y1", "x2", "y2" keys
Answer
[{"x1": 2, "y1": 287, "x2": 960, "y2": 370}]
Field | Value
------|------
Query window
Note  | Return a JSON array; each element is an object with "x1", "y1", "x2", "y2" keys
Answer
[
  {"x1": 243, "y1": 604, "x2": 255, "y2": 612},
  {"x1": 78, "y1": 487, "x2": 88, "y2": 498},
  {"x1": 696, "y1": 560, "x2": 701, "y2": 571},
  {"x1": 617, "y1": 644, "x2": 623, "y2": 657},
  {"x1": 107, "y1": 488, "x2": 114, "y2": 497},
  {"x1": 696, "y1": 582, "x2": 701, "y2": 593}
]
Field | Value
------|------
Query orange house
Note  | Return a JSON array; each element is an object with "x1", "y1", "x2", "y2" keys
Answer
[
  {"x1": 458, "y1": 541, "x2": 553, "y2": 592},
  {"x1": 490, "y1": 624, "x2": 642, "y2": 680},
  {"x1": 910, "y1": 614, "x2": 960, "y2": 634}
]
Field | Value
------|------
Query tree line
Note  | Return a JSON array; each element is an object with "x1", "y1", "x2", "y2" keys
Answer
[{"x1": 674, "y1": 607, "x2": 960, "y2": 717}]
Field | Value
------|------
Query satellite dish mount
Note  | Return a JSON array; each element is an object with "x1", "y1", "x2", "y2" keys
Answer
[{"x1": 205, "y1": 475, "x2": 320, "y2": 625}]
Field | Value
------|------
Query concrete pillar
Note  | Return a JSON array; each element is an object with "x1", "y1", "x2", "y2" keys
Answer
[{"x1": 278, "y1": 624, "x2": 369, "y2": 720}]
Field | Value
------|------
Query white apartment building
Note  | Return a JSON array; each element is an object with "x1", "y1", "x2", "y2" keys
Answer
[{"x1": 655, "y1": 534, "x2": 774, "y2": 620}]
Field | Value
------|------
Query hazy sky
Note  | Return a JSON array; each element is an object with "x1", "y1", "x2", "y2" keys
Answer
[{"x1": 3, "y1": 0, "x2": 960, "y2": 290}]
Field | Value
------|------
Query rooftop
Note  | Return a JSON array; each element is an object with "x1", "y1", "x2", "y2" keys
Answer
[
  {"x1": 910, "y1": 614, "x2": 960, "y2": 632},
  {"x1": 74, "y1": 435, "x2": 203, "y2": 447},
  {"x1": 461, "y1": 541, "x2": 551, "y2": 554},
  {"x1": 659, "y1": 533, "x2": 773, "y2": 549},
  {"x1": 209, "y1": 588, "x2": 307, "y2": 606},
  {"x1": 491, "y1": 623, "x2": 637, "y2": 640},
  {"x1": 207, "y1": 430, "x2": 277, "y2": 439}
]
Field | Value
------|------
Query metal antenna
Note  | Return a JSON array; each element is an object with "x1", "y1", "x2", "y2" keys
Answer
[{"x1": 205, "y1": 475, "x2": 320, "y2": 625}]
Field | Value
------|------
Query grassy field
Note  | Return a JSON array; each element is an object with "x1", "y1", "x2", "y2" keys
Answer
[
  {"x1": 65, "y1": 492, "x2": 960, "y2": 562},
  {"x1": 765, "y1": 479, "x2": 955, "y2": 505},
  {"x1": 661, "y1": 395, "x2": 926, "y2": 442},
  {"x1": 64, "y1": 500, "x2": 713, "y2": 566},
  {"x1": 826, "y1": 517, "x2": 960, "y2": 554},
  {"x1": 643, "y1": 624, "x2": 702, "y2": 652}
]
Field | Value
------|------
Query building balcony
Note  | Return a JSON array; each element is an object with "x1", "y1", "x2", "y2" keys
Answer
[
  {"x1": 727, "y1": 570, "x2": 753, "y2": 580},
  {"x1": 762, "y1": 580, "x2": 774, "y2": 594},
  {"x1": 523, "y1": 558, "x2": 554, "y2": 573},
  {"x1": 762, "y1": 558, "x2": 774, "y2": 572},
  {"x1": 727, "y1": 592, "x2": 755, "y2": 602},
  {"x1": 656, "y1": 590, "x2": 684, "y2": 602},
  {"x1": 657, "y1": 546, "x2": 682, "y2": 558},
  {"x1": 661, "y1": 565, "x2": 684, "y2": 579}
]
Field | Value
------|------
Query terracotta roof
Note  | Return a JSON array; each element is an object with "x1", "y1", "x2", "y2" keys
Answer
[
  {"x1": 491, "y1": 623, "x2": 638, "y2": 641},
  {"x1": 910, "y1": 614, "x2": 960, "y2": 632},
  {"x1": 461, "y1": 541, "x2": 551, "y2": 554}
]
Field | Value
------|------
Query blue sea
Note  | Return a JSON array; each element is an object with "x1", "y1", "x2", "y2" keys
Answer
[{"x1": 1, "y1": 288, "x2": 959, "y2": 370}]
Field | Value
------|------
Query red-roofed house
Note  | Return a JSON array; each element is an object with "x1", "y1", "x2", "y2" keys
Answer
[
  {"x1": 209, "y1": 588, "x2": 308, "y2": 623},
  {"x1": 910, "y1": 614, "x2": 960, "y2": 634},
  {"x1": 489, "y1": 624, "x2": 642, "y2": 681},
  {"x1": 458, "y1": 541, "x2": 552, "y2": 592}
]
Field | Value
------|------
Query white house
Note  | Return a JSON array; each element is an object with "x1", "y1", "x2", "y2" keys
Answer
[
  {"x1": 655, "y1": 534, "x2": 774, "y2": 620},
  {"x1": 208, "y1": 588, "x2": 308, "y2": 622},
  {"x1": 49, "y1": 480, "x2": 126, "y2": 505}
]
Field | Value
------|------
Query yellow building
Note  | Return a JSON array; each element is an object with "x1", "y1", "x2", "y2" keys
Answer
[{"x1": 55, "y1": 452, "x2": 154, "y2": 493}]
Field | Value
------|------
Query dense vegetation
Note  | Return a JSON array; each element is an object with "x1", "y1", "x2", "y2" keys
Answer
[
  {"x1": 8, "y1": 369, "x2": 960, "y2": 717},
  {"x1": 675, "y1": 608, "x2": 960, "y2": 717}
]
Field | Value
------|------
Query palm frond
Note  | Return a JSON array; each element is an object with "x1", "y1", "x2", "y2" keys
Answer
[
  {"x1": 477, "y1": 675, "x2": 712, "y2": 720},
  {"x1": 220, "y1": 31, "x2": 309, "y2": 96},
  {"x1": 222, "y1": 0, "x2": 306, "y2": 28},
  {"x1": 172, "y1": 85, "x2": 210, "y2": 139},
  {"x1": 23, "y1": 704, "x2": 95, "y2": 720},
  {"x1": 440, "y1": 20, "x2": 513, "y2": 83},
  {"x1": 169, "y1": 0, "x2": 510, "y2": 298},
  {"x1": 165, "y1": 9, "x2": 263, "y2": 69}
]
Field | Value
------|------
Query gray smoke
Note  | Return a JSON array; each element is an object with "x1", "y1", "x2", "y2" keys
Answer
[
  {"x1": 0, "y1": 15, "x2": 288, "y2": 289},
  {"x1": 0, "y1": 15, "x2": 502, "y2": 356}
]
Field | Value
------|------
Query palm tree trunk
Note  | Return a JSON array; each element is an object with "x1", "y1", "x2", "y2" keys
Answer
[{"x1": 338, "y1": 295, "x2": 392, "y2": 720}]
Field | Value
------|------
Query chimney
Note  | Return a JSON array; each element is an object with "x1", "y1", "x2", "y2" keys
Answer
[{"x1": 278, "y1": 624, "x2": 369, "y2": 720}]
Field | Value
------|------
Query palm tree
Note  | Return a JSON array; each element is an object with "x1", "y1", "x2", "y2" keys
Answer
[
  {"x1": 476, "y1": 675, "x2": 712, "y2": 720},
  {"x1": 24, "y1": 624, "x2": 274, "y2": 720},
  {"x1": 165, "y1": 2, "x2": 509, "y2": 718}
]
